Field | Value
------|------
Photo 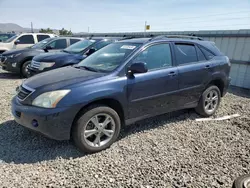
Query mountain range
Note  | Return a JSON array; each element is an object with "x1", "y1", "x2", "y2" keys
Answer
[{"x1": 0, "y1": 23, "x2": 59, "y2": 34}]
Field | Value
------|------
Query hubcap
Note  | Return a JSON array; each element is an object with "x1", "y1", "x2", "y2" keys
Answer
[
  {"x1": 83, "y1": 113, "x2": 115, "y2": 148},
  {"x1": 204, "y1": 90, "x2": 219, "y2": 113}
]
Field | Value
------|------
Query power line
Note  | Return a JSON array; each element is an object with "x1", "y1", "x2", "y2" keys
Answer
[{"x1": 159, "y1": 10, "x2": 250, "y2": 21}]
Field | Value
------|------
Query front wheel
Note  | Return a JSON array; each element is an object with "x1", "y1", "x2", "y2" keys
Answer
[
  {"x1": 72, "y1": 105, "x2": 121, "y2": 153},
  {"x1": 195, "y1": 85, "x2": 221, "y2": 117},
  {"x1": 21, "y1": 60, "x2": 31, "y2": 78}
]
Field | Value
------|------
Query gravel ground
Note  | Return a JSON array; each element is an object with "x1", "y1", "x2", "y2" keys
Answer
[{"x1": 0, "y1": 69, "x2": 249, "y2": 187}]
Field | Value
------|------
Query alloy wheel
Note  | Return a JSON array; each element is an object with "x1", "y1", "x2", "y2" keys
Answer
[
  {"x1": 83, "y1": 113, "x2": 116, "y2": 148},
  {"x1": 204, "y1": 90, "x2": 219, "y2": 113}
]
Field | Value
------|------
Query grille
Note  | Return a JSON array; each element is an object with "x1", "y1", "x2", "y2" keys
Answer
[
  {"x1": 17, "y1": 85, "x2": 33, "y2": 100},
  {"x1": 0, "y1": 55, "x2": 7, "y2": 63},
  {"x1": 15, "y1": 111, "x2": 21, "y2": 118},
  {"x1": 30, "y1": 60, "x2": 40, "y2": 69}
]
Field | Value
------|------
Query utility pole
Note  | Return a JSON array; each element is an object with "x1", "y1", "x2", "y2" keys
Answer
[
  {"x1": 31, "y1": 22, "x2": 34, "y2": 33},
  {"x1": 144, "y1": 21, "x2": 147, "y2": 37},
  {"x1": 88, "y1": 27, "x2": 90, "y2": 33}
]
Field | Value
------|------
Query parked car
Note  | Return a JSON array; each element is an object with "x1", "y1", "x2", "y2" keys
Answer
[
  {"x1": 0, "y1": 37, "x2": 83, "y2": 77},
  {"x1": 12, "y1": 35, "x2": 231, "y2": 153},
  {"x1": 28, "y1": 37, "x2": 122, "y2": 76},
  {"x1": 0, "y1": 33, "x2": 15, "y2": 42},
  {"x1": 0, "y1": 33, "x2": 57, "y2": 53}
]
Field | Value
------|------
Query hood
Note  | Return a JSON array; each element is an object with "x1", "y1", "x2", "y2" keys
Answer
[
  {"x1": 0, "y1": 42, "x2": 12, "y2": 50},
  {"x1": 33, "y1": 51, "x2": 84, "y2": 62},
  {"x1": 23, "y1": 66, "x2": 106, "y2": 90},
  {"x1": 2, "y1": 48, "x2": 39, "y2": 56}
]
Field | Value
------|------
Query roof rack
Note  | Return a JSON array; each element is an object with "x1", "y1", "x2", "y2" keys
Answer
[{"x1": 149, "y1": 35, "x2": 203, "y2": 41}]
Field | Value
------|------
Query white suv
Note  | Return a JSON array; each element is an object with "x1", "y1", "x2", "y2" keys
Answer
[{"x1": 0, "y1": 33, "x2": 57, "y2": 53}]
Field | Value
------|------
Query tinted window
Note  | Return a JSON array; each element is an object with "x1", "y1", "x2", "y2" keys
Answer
[
  {"x1": 37, "y1": 35, "x2": 50, "y2": 42},
  {"x1": 17, "y1": 35, "x2": 35, "y2": 44},
  {"x1": 64, "y1": 40, "x2": 95, "y2": 53},
  {"x1": 196, "y1": 46, "x2": 206, "y2": 61},
  {"x1": 175, "y1": 44, "x2": 198, "y2": 65},
  {"x1": 31, "y1": 38, "x2": 54, "y2": 49},
  {"x1": 200, "y1": 47, "x2": 215, "y2": 60},
  {"x1": 48, "y1": 39, "x2": 67, "y2": 49},
  {"x1": 70, "y1": 39, "x2": 81, "y2": 45},
  {"x1": 92, "y1": 40, "x2": 112, "y2": 50},
  {"x1": 133, "y1": 43, "x2": 172, "y2": 70}
]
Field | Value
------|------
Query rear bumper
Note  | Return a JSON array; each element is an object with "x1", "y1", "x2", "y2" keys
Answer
[
  {"x1": 11, "y1": 97, "x2": 80, "y2": 140},
  {"x1": 222, "y1": 77, "x2": 231, "y2": 96}
]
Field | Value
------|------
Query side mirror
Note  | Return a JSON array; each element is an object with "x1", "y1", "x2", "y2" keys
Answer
[
  {"x1": 128, "y1": 62, "x2": 148, "y2": 75},
  {"x1": 45, "y1": 45, "x2": 53, "y2": 50},
  {"x1": 14, "y1": 40, "x2": 20, "y2": 45},
  {"x1": 85, "y1": 48, "x2": 96, "y2": 56},
  {"x1": 43, "y1": 45, "x2": 53, "y2": 52}
]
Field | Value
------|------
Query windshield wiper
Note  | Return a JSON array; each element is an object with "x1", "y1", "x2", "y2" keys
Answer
[
  {"x1": 74, "y1": 65, "x2": 99, "y2": 72},
  {"x1": 62, "y1": 50, "x2": 71, "y2": 54}
]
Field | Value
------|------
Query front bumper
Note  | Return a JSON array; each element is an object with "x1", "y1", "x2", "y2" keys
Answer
[
  {"x1": 0, "y1": 57, "x2": 20, "y2": 73},
  {"x1": 28, "y1": 67, "x2": 43, "y2": 76},
  {"x1": 11, "y1": 97, "x2": 80, "y2": 140}
]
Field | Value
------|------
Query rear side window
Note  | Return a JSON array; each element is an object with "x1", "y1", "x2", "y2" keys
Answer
[
  {"x1": 70, "y1": 39, "x2": 81, "y2": 45},
  {"x1": 37, "y1": 35, "x2": 50, "y2": 42},
  {"x1": 175, "y1": 44, "x2": 197, "y2": 65},
  {"x1": 200, "y1": 47, "x2": 215, "y2": 60},
  {"x1": 196, "y1": 46, "x2": 206, "y2": 61},
  {"x1": 49, "y1": 39, "x2": 67, "y2": 49},
  {"x1": 17, "y1": 35, "x2": 35, "y2": 44}
]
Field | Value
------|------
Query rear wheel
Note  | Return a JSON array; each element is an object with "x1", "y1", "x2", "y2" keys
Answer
[
  {"x1": 21, "y1": 60, "x2": 31, "y2": 78},
  {"x1": 195, "y1": 85, "x2": 221, "y2": 117},
  {"x1": 72, "y1": 105, "x2": 121, "y2": 153}
]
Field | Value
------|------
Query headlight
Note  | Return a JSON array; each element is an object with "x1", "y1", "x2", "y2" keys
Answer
[
  {"x1": 39, "y1": 62, "x2": 55, "y2": 70},
  {"x1": 32, "y1": 90, "x2": 70, "y2": 108},
  {"x1": 8, "y1": 53, "x2": 21, "y2": 58}
]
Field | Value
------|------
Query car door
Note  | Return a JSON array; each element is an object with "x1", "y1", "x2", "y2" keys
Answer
[
  {"x1": 174, "y1": 42, "x2": 214, "y2": 107},
  {"x1": 14, "y1": 34, "x2": 35, "y2": 49},
  {"x1": 126, "y1": 43, "x2": 179, "y2": 120}
]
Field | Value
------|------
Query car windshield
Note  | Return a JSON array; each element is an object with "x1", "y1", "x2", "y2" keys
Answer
[
  {"x1": 77, "y1": 42, "x2": 142, "y2": 72},
  {"x1": 0, "y1": 34, "x2": 15, "y2": 42},
  {"x1": 30, "y1": 38, "x2": 54, "y2": 49},
  {"x1": 4, "y1": 34, "x2": 18, "y2": 43},
  {"x1": 63, "y1": 39, "x2": 96, "y2": 53}
]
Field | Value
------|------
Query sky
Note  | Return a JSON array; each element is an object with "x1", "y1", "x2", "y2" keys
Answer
[{"x1": 0, "y1": 0, "x2": 250, "y2": 33}]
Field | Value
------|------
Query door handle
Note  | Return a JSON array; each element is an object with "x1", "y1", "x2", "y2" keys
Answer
[
  {"x1": 205, "y1": 65, "x2": 211, "y2": 69},
  {"x1": 168, "y1": 71, "x2": 176, "y2": 76}
]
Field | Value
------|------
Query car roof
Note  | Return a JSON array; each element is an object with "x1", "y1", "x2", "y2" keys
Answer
[
  {"x1": 50, "y1": 37, "x2": 84, "y2": 40},
  {"x1": 119, "y1": 36, "x2": 222, "y2": 55},
  {"x1": 89, "y1": 37, "x2": 124, "y2": 41}
]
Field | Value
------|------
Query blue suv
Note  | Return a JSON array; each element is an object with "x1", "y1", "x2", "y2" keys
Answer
[{"x1": 11, "y1": 35, "x2": 231, "y2": 153}]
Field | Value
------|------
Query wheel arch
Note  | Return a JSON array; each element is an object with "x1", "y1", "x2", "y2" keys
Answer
[
  {"x1": 71, "y1": 98, "x2": 125, "y2": 137},
  {"x1": 206, "y1": 78, "x2": 225, "y2": 97}
]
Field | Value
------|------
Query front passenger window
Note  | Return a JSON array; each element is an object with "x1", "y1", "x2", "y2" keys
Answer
[{"x1": 133, "y1": 43, "x2": 172, "y2": 71}]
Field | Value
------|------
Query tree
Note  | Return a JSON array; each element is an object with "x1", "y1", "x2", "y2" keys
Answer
[
  {"x1": 39, "y1": 28, "x2": 54, "y2": 34},
  {"x1": 59, "y1": 28, "x2": 72, "y2": 36}
]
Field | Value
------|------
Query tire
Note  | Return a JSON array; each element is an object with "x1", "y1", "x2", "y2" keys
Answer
[
  {"x1": 21, "y1": 60, "x2": 31, "y2": 78},
  {"x1": 72, "y1": 105, "x2": 121, "y2": 153},
  {"x1": 195, "y1": 85, "x2": 221, "y2": 117},
  {"x1": 232, "y1": 174, "x2": 250, "y2": 188}
]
